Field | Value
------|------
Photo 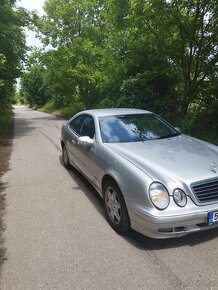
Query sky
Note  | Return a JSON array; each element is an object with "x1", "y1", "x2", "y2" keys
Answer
[{"x1": 17, "y1": 0, "x2": 45, "y2": 47}]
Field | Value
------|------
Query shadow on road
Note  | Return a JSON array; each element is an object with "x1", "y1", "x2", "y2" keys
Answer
[
  {"x1": 59, "y1": 156, "x2": 104, "y2": 218},
  {"x1": 59, "y1": 156, "x2": 218, "y2": 250},
  {"x1": 13, "y1": 107, "x2": 65, "y2": 140},
  {"x1": 30, "y1": 114, "x2": 66, "y2": 121},
  {"x1": 13, "y1": 109, "x2": 36, "y2": 139}
]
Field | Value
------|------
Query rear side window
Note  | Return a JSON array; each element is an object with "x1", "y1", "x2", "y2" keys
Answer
[
  {"x1": 69, "y1": 114, "x2": 95, "y2": 138},
  {"x1": 69, "y1": 115, "x2": 84, "y2": 135},
  {"x1": 80, "y1": 116, "x2": 95, "y2": 138}
]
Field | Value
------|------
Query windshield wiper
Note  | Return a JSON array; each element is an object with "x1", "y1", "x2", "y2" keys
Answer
[{"x1": 157, "y1": 133, "x2": 180, "y2": 140}]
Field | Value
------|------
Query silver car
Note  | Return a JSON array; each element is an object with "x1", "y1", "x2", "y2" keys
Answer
[{"x1": 61, "y1": 108, "x2": 218, "y2": 238}]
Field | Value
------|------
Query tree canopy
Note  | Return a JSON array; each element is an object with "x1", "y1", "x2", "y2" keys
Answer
[
  {"x1": 18, "y1": 0, "x2": 218, "y2": 143},
  {"x1": 0, "y1": 0, "x2": 27, "y2": 110}
]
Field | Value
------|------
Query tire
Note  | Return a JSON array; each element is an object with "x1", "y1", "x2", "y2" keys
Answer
[
  {"x1": 103, "y1": 180, "x2": 130, "y2": 233},
  {"x1": 62, "y1": 145, "x2": 71, "y2": 169}
]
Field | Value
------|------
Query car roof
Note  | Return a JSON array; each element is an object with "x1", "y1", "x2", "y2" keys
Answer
[{"x1": 79, "y1": 108, "x2": 151, "y2": 117}]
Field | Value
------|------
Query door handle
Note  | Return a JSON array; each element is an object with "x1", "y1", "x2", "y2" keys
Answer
[{"x1": 72, "y1": 140, "x2": 76, "y2": 145}]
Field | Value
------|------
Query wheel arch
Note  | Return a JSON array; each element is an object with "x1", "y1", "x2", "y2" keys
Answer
[
  {"x1": 102, "y1": 174, "x2": 115, "y2": 188},
  {"x1": 102, "y1": 174, "x2": 123, "y2": 197}
]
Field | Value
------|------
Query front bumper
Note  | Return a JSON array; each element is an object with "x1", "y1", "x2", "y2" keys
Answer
[{"x1": 128, "y1": 199, "x2": 218, "y2": 239}]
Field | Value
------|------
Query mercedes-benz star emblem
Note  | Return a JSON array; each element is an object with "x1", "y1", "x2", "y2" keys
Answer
[{"x1": 210, "y1": 163, "x2": 217, "y2": 173}]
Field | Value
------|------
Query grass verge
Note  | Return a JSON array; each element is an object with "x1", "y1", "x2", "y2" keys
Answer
[
  {"x1": 40, "y1": 100, "x2": 85, "y2": 120},
  {"x1": 0, "y1": 108, "x2": 13, "y2": 149},
  {"x1": 0, "y1": 107, "x2": 14, "y2": 276}
]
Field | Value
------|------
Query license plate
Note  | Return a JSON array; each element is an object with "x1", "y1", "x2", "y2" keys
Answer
[{"x1": 208, "y1": 211, "x2": 218, "y2": 225}]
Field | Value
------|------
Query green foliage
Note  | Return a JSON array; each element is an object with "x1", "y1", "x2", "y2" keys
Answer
[
  {"x1": 19, "y1": 50, "x2": 51, "y2": 107},
  {"x1": 20, "y1": 0, "x2": 217, "y2": 144},
  {"x1": 36, "y1": 0, "x2": 112, "y2": 109},
  {"x1": 0, "y1": 107, "x2": 13, "y2": 149},
  {"x1": 128, "y1": 0, "x2": 218, "y2": 117},
  {"x1": 40, "y1": 99, "x2": 85, "y2": 119},
  {"x1": 0, "y1": 0, "x2": 27, "y2": 111},
  {"x1": 40, "y1": 99, "x2": 57, "y2": 113},
  {"x1": 60, "y1": 103, "x2": 86, "y2": 119}
]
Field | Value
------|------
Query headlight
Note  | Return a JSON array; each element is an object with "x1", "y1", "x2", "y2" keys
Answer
[
  {"x1": 149, "y1": 182, "x2": 170, "y2": 210},
  {"x1": 173, "y1": 189, "x2": 187, "y2": 207}
]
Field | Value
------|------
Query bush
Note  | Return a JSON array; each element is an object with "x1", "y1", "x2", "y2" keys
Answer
[
  {"x1": 60, "y1": 103, "x2": 85, "y2": 119},
  {"x1": 40, "y1": 100, "x2": 85, "y2": 119},
  {"x1": 41, "y1": 100, "x2": 57, "y2": 113},
  {"x1": 181, "y1": 103, "x2": 218, "y2": 145}
]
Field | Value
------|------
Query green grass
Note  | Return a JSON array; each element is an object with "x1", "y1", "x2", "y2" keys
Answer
[
  {"x1": 0, "y1": 107, "x2": 13, "y2": 149},
  {"x1": 40, "y1": 100, "x2": 57, "y2": 113}
]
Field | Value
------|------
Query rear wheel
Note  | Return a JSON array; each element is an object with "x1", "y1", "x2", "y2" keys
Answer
[
  {"x1": 62, "y1": 145, "x2": 70, "y2": 169},
  {"x1": 103, "y1": 180, "x2": 130, "y2": 233}
]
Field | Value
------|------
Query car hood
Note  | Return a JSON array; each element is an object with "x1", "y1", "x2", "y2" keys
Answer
[{"x1": 106, "y1": 135, "x2": 218, "y2": 184}]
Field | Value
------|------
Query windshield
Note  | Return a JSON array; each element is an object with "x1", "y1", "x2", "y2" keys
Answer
[{"x1": 99, "y1": 114, "x2": 180, "y2": 143}]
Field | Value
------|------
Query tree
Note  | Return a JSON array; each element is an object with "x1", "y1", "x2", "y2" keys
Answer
[
  {"x1": 19, "y1": 50, "x2": 50, "y2": 107},
  {"x1": 0, "y1": 0, "x2": 27, "y2": 110},
  {"x1": 129, "y1": 0, "x2": 218, "y2": 117},
  {"x1": 33, "y1": 0, "x2": 111, "y2": 109}
]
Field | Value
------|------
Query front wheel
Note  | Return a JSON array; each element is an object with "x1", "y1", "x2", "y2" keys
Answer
[
  {"x1": 103, "y1": 180, "x2": 130, "y2": 233},
  {"x1": 62, "y1": 145, "x2": 70, "y2": 169}
]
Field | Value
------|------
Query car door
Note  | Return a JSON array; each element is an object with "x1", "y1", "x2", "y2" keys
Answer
[
  {"x1": 67, "y1": 114, "x2": 99, "y2": 185},
  {"x1": 74, "y1": 115, "x2": 98, "y2": 182},
  {"x1": 66, "y1": 114, "x2": 85, "y2": 168}
]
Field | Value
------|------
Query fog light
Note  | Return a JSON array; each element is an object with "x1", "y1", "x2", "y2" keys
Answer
[{"x1": 173, "y1": 189, "x2": 187, "y2": 207}]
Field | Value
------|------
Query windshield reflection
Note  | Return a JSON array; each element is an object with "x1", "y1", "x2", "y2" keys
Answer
[{"x1": 99, "y1": 114, "x2": 180, "y2": 143}]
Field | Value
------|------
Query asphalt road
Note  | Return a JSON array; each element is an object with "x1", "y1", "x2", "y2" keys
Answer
[{"x1": 1, "y1": 106, "x2": 218, "y2": 290}]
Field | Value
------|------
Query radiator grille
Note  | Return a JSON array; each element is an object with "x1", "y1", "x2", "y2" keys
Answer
[{"x1": 191, "y1": 178, "x2": 218, "y2": 203}]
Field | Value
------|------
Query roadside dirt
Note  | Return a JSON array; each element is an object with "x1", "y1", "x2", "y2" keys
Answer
[{"x1": 0, "y1": 119, "x2": 14, "y2": 275}]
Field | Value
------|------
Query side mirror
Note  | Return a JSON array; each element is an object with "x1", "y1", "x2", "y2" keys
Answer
[
  {"x1": 77, "y1": 136, "x2": 94, "y2": 148},
  {"x1": 174, "y1": 127, "x2": 181, "y2": 133}
]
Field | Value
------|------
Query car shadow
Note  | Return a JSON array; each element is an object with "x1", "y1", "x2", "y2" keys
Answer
[
  {"x1": 59, "y1": 156, "x2": 105, "y2": 217},
  {"x1": 121, "y1": 227, "x2": 218, "y2": 250},
  {"x1": 59, "y1": 156, "x2": 218, "y2": 250}
]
